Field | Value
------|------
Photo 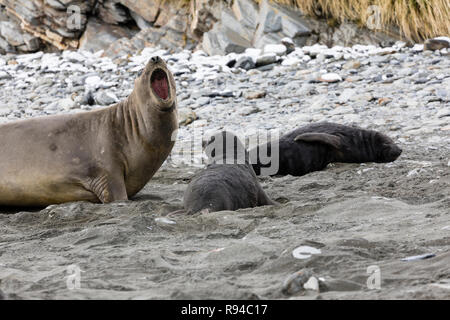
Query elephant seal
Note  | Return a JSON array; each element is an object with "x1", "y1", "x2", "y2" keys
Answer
[
  {"x1": 183, "y1": 131, "x2": 274, "y2": 214},
  {"x1": 251, "y1": 122, "x2": 402, "y2": 176},
  {"x1": 0, "y1": 56, "x2": 178, "y2": 206}
]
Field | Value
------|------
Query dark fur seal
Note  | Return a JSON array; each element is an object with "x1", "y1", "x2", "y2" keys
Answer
[
  {"x1": 183, "y1": 131, "x2": 274, "y2": 214},
  {"x1": 251, "y1": 122, "x2": 402, "y2": 176},
  {"x1": 0, "y1": 56, "x2": 178, "y2": 206}
]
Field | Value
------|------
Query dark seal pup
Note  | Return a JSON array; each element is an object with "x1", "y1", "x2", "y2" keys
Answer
[
  {"x1": 0, "y1": 56, "x2": 178, "y2": 206},
  {"x1": 251, "y1": 122, "x2": 402, "y2": 176},
  {"x1": 183, "y1": 131, "x2": 274, "y2": 214}
]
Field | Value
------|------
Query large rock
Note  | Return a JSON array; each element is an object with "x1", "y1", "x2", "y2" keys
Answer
[
  {"x1": 202, "y1": 0, "x2": 311, "y2": 55},
  {"x1": 0, "y1": 0, "x2": 95, "y2": 51},
  {"x1": 0, "y1": 18, "x2": 40, "y2": 52},
  {"x1": 119, "y1": 0, "x2": 160, "y2": 23},
  {"x1": 79, "y1": 17, "x2": 134, "y2": 53},
  {"x1": 203, "y1": 20, "x2": 251, "y2": 55},
  {"x1": 189, "y1": 0, "x2": 221, "y2": 38},
  {"x1": 98, "y1": 0, "x2": 131, "y2": 25},
  {"x1": 330, "y1": 22, "x2": 399, "y2": 47},
  {"x1": 0, "y1": 21, "x2": 24, "y2": 46},
  {"x1": 129, "y1": 10, "x2": 152, "y2": 30},
  {"x1": 231, "y1": 0, "x2": 258, "y2": 31},
  {"x1": 253, "y1": 0, "x2": 311, "y2": 48},
  {"x1": 202, "y1": 3, "x2": 255, "y2": 56},
  {"x1": 104, "y1": 23, "x2": 197, "y2": 59},
  {"x1": 424, "y1": 37, "x2": 450, "y2": 51}
]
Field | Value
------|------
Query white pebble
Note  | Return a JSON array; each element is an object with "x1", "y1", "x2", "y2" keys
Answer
[{"x1": 292, "y1": 246, "x2": 322, "y2": 259}]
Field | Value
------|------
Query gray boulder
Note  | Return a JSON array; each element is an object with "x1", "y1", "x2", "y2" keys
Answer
[
  {"x1": 254, "y1": 0, "x2": 311, "y2": 49},
  {"x1": 119, "y1": 0, "x2": 160, "y2": 23},
  {"x1": 202, "y1": 0, "x2": 311, "y2": 56},
  {"x1": 79, "y1": 17, "x2": 135, "y2": 53},
  {"x1": 235, "y1": 56, "x2": 255, "y2": 70},
  {"x1": 203, "y1": 8, "x2": 253, "y2": 56}
]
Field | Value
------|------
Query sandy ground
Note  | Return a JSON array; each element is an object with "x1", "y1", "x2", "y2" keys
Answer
[{"x1": 0, "y1": 141, "x2": 448, "y2": 300}]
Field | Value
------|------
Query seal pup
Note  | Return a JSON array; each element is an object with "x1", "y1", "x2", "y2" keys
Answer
[
  {"x1": 0, "y1": 56, "x2": 178, "y2": 206},
  {"x1": 251, "y1": 122, "x2": 402, "y2": 176},
  {"x1": 183, "y1": 131, "x2": 274, "y2": 214}
]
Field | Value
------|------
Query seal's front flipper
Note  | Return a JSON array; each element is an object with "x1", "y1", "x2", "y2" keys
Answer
[
  {"x1": 257, "y1": 188, "x2": 276, "y2": 206},
  {"x1": 88, "y1": 173, "x2": 128, "y2": 203},
  {"x1": 294, "y1": 133, "x2": 342, "y2": 149}
]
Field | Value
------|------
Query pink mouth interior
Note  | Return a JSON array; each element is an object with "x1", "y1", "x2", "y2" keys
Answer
[{"x1": 151, "y1": 69, "x2": 169, "y2": 100}]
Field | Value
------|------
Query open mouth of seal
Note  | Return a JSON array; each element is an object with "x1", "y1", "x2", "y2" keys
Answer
[{"x1": 151, "y1": 68, "x2": 169, "y2": 100}]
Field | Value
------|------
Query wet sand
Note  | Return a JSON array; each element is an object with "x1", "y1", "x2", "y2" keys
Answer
[{"x1": 0, "y1": 144, "x2": 448, "y2": 299}]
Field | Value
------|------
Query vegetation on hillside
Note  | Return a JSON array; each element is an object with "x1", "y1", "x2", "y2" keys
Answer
[{"x1": 254, "y1": 0, "x2": 449, "y2": 41}]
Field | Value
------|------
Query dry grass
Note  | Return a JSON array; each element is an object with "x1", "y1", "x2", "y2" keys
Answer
[
  {"x1": 173, "y1": 0, "x2": 447, "y2": 41},
  {"x1": 271, "y1": 0, "x2": 450, "y2": 41},
  {"x1": 169, "y1": 0, "x2": 449, "y2": 41}
]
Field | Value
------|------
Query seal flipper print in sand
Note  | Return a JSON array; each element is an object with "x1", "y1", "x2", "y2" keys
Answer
[
  {"x1": 183, "y1": 131, "x2": 275, "y2": 214},
  {"x1": 251, "y1": 122, "x2": 402, "y2": 176},
  {"x1": 0, "y1": 56, "x2": 178, "y2": 206}
]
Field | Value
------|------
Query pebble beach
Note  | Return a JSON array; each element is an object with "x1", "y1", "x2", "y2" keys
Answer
[{"x1": 0, "y1": 41, "x2": 449, "y2": 299}]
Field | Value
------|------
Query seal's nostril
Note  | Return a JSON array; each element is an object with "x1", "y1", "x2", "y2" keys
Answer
[{"x1": 151, "y1": 56, "x2": 160, "y2": 63}]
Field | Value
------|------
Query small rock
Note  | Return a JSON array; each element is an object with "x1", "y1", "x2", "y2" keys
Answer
[
  {"x1": 196, "y1": 96, "x2": 211, "y2": 107},
  {"x1": 338, "y1": 88, "x2": 356, "y2": 103},
  {"x1": 401, "y1": 253, "x2": 435, "y2": 261},
  {"x1": 62, "y1": 51, "x2": 86, "y2": 63},
  {"x1": 244, "y1": 48, "x2": 262, "y2": 62},
  {"x1": 343, "y1": 60, "x2": 361, "y2": 70},
  {"x1": 303, "y1": 276, "x2": 319, "y2": 291},
  {"x1": 85, "y1": 76, "x2": 101, "y2": 88},
  {"x1": 247, "y1": 69, "x2": 261, "y2": 76},
  {"x1": 256, "y1": 53, "x2": 277, "y2": 67},
  {"x1": 0, "y1": 71, "x2": 11, "y2": 80},
  {"x1": 282, "y1": 269, "x2": 313, "y2": 295},
  {"x1": 178, "y1": 108, "x2": 198, "y2": 126},
  {"x1": 378, "y1": 97, "x2": 392, "y2": 106},
  {"x1": 292, "y1": 246, "x2": 322, "y2": 259},
  {"x1": 264, "y1": 44, "x2": 287, "y2": 56},
  {"x1": 244, "y1": 90, "x2": 266, "y2": 99},
  {"x1": 94, "y1": 91, "x2": 119, "y2": 106},
  {"x1": 226, "y1": 59, "x2": 236, "y2": 68},
  {"x1": 75, "y1": 91, "x2": 95, "y2": 106},
  {"x1": 318, "y1": 73, "x2": 342, "y2": 83},
  {"x1": 235, "y1": 56, "x2": 255, "y2": 70},
  {"x1": 240, "y1": 106, "x2": 260, "y2": 115},
  {"x1": 281, "y1": 56, "x2": 301, "y2": 66},
  {"x1": 281, "y1": 37, "x2": 295, "y2": 54},
  {"x1": 155, "y1": 217, "x2": 176, "y2": 226},
  {"x1": 59, "y1": 98, "x2": 76, "y2": 110},
  {"x1": 0, "y1": 107, "x2": 12, "y2": 117},
  {"x1": 256, "y1": 63, "x2": 275, "y2": 72},
  {"x1": 424, "y1": 38, "x2": 450, "y2": 51}
]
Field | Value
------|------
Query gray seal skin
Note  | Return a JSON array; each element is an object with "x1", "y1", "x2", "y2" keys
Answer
[
  {"x1": 0, "y1": 56, "x2": 178, "y2": 206},
  {"x1": 183, "y1": 131, "x2": 274, "y2": 214},
  {"x1": 251, "y1": 122, "x2": 402, "y2": 176}
]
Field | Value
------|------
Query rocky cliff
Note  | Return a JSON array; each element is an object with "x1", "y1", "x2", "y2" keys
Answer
[{"x1": 0, "y1": 0, "x2": 399, "y2": 57}]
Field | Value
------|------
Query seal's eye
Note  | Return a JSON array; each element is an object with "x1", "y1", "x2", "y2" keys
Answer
[{"x1": 151, "y1": 68, "x2": 169, "y2": 100}]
